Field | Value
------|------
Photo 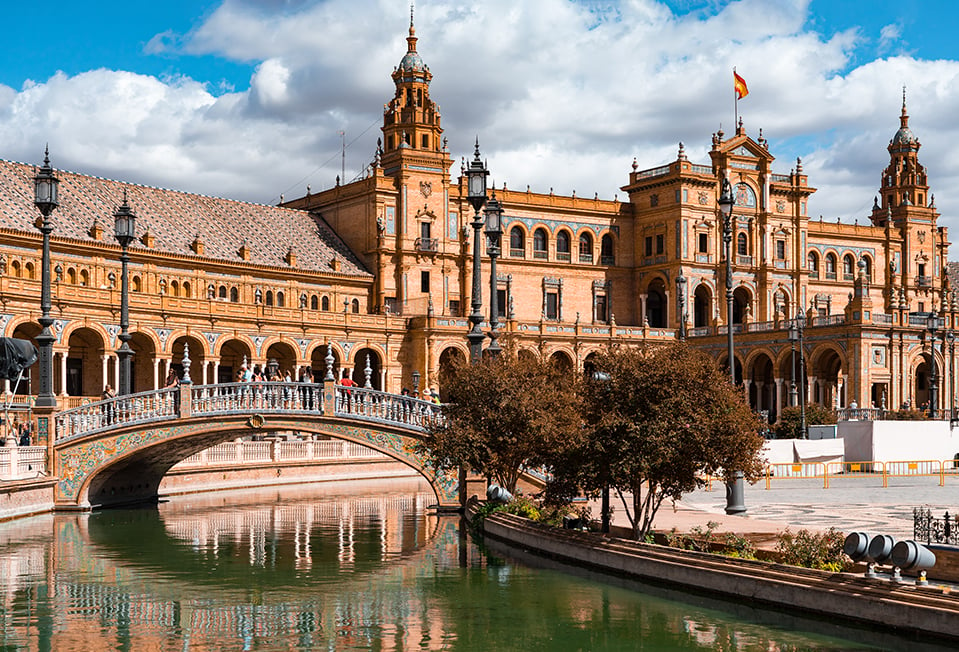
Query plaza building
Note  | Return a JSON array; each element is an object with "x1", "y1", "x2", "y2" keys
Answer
[{"x1": 0, "y1": 19, "x2": 952, "y2": 424}]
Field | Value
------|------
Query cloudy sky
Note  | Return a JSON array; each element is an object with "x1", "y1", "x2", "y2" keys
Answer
[{"x1": 1, "y1": 0, "x2": 958, "y2": 242}]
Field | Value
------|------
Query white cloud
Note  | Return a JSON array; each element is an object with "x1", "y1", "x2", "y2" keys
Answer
[{"x1": 1, "y1": 0, "x2": 958, "y2": 242}]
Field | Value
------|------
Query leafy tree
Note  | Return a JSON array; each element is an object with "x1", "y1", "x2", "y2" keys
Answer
[
  {"x1": 773, "y1": 404, "x2": 837, "y2": 438},
  {"x1": 418, "y1": 349, "x2": 580, "y2": 493},
  {"x1": 556, "y1": 343, "x2": 764, "y2": 540}
]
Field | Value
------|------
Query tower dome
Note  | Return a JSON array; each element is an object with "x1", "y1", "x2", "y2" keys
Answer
[
  {"x1": 891, "y1": 89, "x2": 919, "y2": 149},
  {"x1": 396, "y1": 11, "x2": 429, "y2": 77}
]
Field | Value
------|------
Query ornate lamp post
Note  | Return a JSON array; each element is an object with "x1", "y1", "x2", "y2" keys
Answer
[
  {"x1": 927, "y1": 311, "x2": 939, "y2": 417},
  {"x1": 788, "y1": 316, "x2": 799, "y2": 408},
  {"x1": 465, "y1": 139, "x2": 489, "y2": 363},
  {"x1": 717, "y1": 177, "x2": 745, "y2": 514},
  {"x1": 484, "y1": 192, "x2": 503, "y2": 357},
  {"x1": 33, "y1": 148, "x2": 59, "y2": 409},
  {"x1": 675, "y1": 271, "x2": 687, "y2": 341},
  {"x1": 718, "y1": 178, "x2": 735, "y2": 382},
  {"x1": 411, "y1": 370, "x2": 421, "y2": 397},
  {"x1": 947, "y1": 330, "x2": 956, "y2": 421},
  {"x1": 113, "y1": 193, "x2": 137, "y2": 396},
  {"x1": 796, "y1": 310, "x2": 807, "y2": 438}
]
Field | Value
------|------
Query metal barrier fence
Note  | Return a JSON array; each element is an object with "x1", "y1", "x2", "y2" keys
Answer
[{"x1": 703, "y1": 458, "x2": 959, "y2": 490}]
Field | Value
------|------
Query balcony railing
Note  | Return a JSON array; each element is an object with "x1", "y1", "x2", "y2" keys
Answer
[
  {"x1": 510, "y1": 248, "x2": 525, "y2": 258},
  {"x1": 579, "y1": 253, "x2": 593, "y2": 264},
  {"x1": 556, "y1": 251, "x2": 571, "y2": 262},
  {"x1": 917, "y1": 276, "x2": 932, "y2": 287},
  {"x1": 825, "y1": 271, "x2": 837, "y2": 280},
  {"x1": 414, "y1": 237, "x2": 437, "y2": 253},
  {"x1": 737, "y1": 254, "x2": 753, "y2": 266},
  {"x1": 600, "y1": 255, "x2": 615, "y2": 266},
  {"x1": 533, "y1": 250, "x2": 548, "y2": 260}
]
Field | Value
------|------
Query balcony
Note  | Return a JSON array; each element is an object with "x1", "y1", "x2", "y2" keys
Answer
[
  {"x1": 600, "y1": 255, "x2": 615, "y2": 266},
  {"x1": 579, "y1": 253, "x2": 593, "y2": 264},
  {"x1": 917, "y1": 276, "x2": 932, "y2": 287},
  {"x1": 510, "y1": 248, "x2": 525, "y2": 258},
  {"x1": 556, "y1": 251, "x2": 571, "y2": 262},
  {"x1": 415, "y1": 237, "x2": 437, "y2": 253},
  {"x1": 533, "y1": 250, "x2": 548, "y2": 260},
  {"x1": 825, "y1": 271, "x2": 837, "y2": 280},
  {"x1": 736, "y1": 254, "x2": 753, "y2": 266}
]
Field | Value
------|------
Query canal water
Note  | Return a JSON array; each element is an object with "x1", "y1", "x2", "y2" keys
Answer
[{"x1": 0, "y1": 482, "x2": 946, "y2": 651}]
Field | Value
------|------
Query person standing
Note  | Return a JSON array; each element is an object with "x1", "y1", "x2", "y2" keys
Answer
[{"x1": 165, "y1": 369, "x2": 180, "y2": 412}]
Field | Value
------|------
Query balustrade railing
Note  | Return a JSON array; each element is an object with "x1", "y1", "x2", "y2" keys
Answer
[
  {"x1": 334, "y1": 385, "x2": 443, "y2": 431},
  {"x1": 191, "y1": 382, "x2": 323, "y2": 415},
  {"x1": 174, "y1": 439, "x2": 388, "y2": 469},
  {"x1": 55, "y1": 387, "x2": 179, "y2": 442},
  {"x1": 0, "y1": 446, "x2": 46, "y2": 480}
]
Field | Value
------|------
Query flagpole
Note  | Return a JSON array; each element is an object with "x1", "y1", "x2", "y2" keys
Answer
[{"x1": 733, "y1": 67, "x2": 738, "y2": 128}]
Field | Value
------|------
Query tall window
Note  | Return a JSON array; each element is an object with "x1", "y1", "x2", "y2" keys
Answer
[
  {"x1": 825, "y1": 253, "x2": 837, "y2": 279},
  {"x1": 533, "y1": 228, "x2": 548, "y2": 259},
  {"x1": 776, "y1": 240, "x2": 786, "y2": 260},
  {"x1": 698, "y1": 233, "x2": 708, "y2": 254},
  {"x1": 545, "y1": 292, "x2": 559, "y2": 320},
  {"x1": 579, "y1": 233, "x2": 593, "y2": 263},
  {"x1": 556, "y1": 231, "x2": 571, "y2": 261},
  {"x1": 510, "y1": 226, "x2": 525, "y2": 257},
  {"x1": 655, "y1": 234, "x2": 664, "y2": 255},
  {"x1": 807, "y1": 252, "x2": 819, "y2": 275},
  {"x1": 843, "y1": 254, "x2": 855, "y2": 279},
  {"x1": 645, "y1": 236, "x2": 653, "y2": 257},
  {"x1": 421, "y1": 270, "x2": 430, "y2": 293},
  {"x1": 737, "y1": 232, "x2": 747, "y2": 256},
  {"x1": 600, "y1": 234, "x2": 615, "y2": 265}
]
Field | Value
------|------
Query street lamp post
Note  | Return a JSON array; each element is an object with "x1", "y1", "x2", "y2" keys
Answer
[
  {"x1": 411, "y1": 370, "x2": 421, "y2": 397},
  {"x1": 113, "y1": 193, "x2": 137, "y2": 396},
  {"x1": 484, "y1": 192, "x2": 503, "y2": 357},
  {"x1": 465, "y1": 139, "x2": 489, "y2": 363},
  {"x1": 717, "y1": 177, "x2": 745, "y2": 514},
  {"x1": 33, "y1": 148, "x2": 59, "y2": 410},
  {"x1": 928, "y1": 311, "x2": 939, "y2": 418},
  {"x1": 788, "y1": 317, "x2": 799, "y2": 407},
  {"x1": 947, "y1": 330, "x2": 956, "y2": 422},
  {"x1": 796, "y1": 310, "x2": 807, "y2": 438},
  {"x1": 718, "y1": 178, "x2": 735, "y2": 382},
  {"x1": 675, "y1": 271, "x2": 687, "y2": 341}
]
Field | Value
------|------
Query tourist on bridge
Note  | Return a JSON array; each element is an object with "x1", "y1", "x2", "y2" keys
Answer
[
  {"x1": 165, "y1": 369, "x2": 180, "y2": 412},
  {"x1": 101, "y1": 384, "x2": 117, "y2": 425},
  {"x1": 299, "y1": 366, "x2": 314, "y2": 410}
]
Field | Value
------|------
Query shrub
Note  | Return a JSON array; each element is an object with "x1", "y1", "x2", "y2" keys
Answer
[
  {"x1": 883, "y1": 409, "x2": 928, "y2": 421},
  {"x1": 775, "y1": 527, "x2": 850, "y2": 571},
  {"x1": 774, "y1": 404, "x2": 837, "y2": 438}
]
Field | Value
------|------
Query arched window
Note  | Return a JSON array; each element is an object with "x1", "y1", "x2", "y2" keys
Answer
[
  {"x1": 807, "y1": 251, "x2": 819, "y2": 275},
  {"x1": 79, "y1": 269, "x2": 89, "y2": 286},
  {"x1": 24, "y1": 262, "x2": 34, "y2": 279},
  {"x1": 862, "y1": 256, "x2": 872, "y2": 280},
  {"x1": 579, "y1": 232, "x2": 593, "y2": 263},
  {"x1": 825, "y1": 253, "x2": 837, "y2": 279},
  {"x1": 132, "y1": 276, "x2": 142, "y2": 292},
  {"x1": 10, "y1": 260, "x2": 20, "y2": 278},
  {"x1": 600, "y1": 234, "x2": 615, "y2": 265},
  {"x1": 170, "y1": 280, "x2": 179, "y2": 296},
  {"x1": 321, "y1": 296, "x2": 330, "y2": 311},
  {"x1": 66, "y1": 268, "x2": 77, "y2": 284},
  {"x1": 351, "y1": 298, "x2": 360, "y2": 313},
  {"x1": 265, "y1": 290, "x2": 274, "y2": 306},
  {"x1": 533, "y1": 228, "x2": 548, "y2": 259},
  {"x1": 311, "y1": 295, "x2": 319, "y2": 310},
  {"x1": 509, "y1": 227, "x2": 525, "y2": 257},
  {"x1": 737, "y1": 232, "x2": 748, "y2": 256},
  {"x1": 277, "y1": 291, "x2": 285, "y2": 307},
  {"x1": 183, "y1": 281, "x2": 191, "y2": 298},
  {"x1": 230, "y1": 287, "x2": 239, "y2": 302},
  {"x1": 556, "y1": 231, "x2": 571, "y2": 261},
  {"x1": 218, "y1": 285, "x2": 227, "y2": 299},
  {"x1": 843, "y1": 254, "x2": 855, "y2": 280}
]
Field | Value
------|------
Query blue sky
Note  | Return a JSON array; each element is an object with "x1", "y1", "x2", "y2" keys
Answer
[{"x1": 1, "y1": 0, "x2": 958, "y2": 236}]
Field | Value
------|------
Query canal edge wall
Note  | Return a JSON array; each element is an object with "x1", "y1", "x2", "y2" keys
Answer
[{"x1": 473, "y1": 507, "x2": 959, "y2": 644}]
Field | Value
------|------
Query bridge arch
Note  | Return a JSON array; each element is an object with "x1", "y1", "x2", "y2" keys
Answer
[{"x1": 53, "y1": 384, "x2": 458, "y2": 512}]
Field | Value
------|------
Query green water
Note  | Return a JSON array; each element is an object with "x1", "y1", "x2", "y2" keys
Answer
[{"x1": 0, "y1": 485, "x2": 943, "y2": 650}]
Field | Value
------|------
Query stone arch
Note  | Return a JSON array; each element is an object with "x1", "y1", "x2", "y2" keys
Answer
[
  {"x1": 130, "y1": 330, "x2": 158, "y2": 393},
  {"x1": 265, "y1": 341, "x2": 297, "y2": 379},
  {"x1": 693, "y1": 283, "x2": 712, "y2": 328},
  {"x1": 910, "y1": 347, "x2": 943, "y2": 412},
  {"x1": 57, "y1": 415, "x2": 458, "y2": 511},
  {"x1": 745, "y1": 350, "x2": 777, "y2": 422},
  {"x1": 809, "y1": 345, "x2": 845, "y2": 409},
  {"x1": 65, "y1": 326, "x2": 108, "y2": 397},
  {"x1": 517, "y1": 348, "x2": 538, "y2": 363},
  {"x1": 645, "y1": 276, "x2": 668, "y2": 327},
  {"x1": 437, "y1": 347, "x2": 466, "y2": 400},
  {"x1": 309, "y1": 343, "x2": 341, "y2": 381},
  {"x1": 548, "y1": 349, "x2": 574, "y2": 373},
  {"x1": 351, "y1": 347, "x2": 382, "y2": 389},
  {"x1": 773, "y1": 286, "x2": 791, "y2": 320},
  {"x1": 169, "y1": 335, "x2": 206, "y2": 381},
  {"x1": 718, "y1": 351, "x2": 743, "y2": 385},
  {"x1": 10, "y1": 320, "x2": 40, "y2": 395},
  {"x1": 732, "y1": 286, "x2": 752, "y2": 324},
  {"x1": 218, "y1": 338, "x2": 254, "y2": 383}
]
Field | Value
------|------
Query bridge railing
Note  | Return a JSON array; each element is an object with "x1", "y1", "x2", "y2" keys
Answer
[
  {"x1": 334, "y1": 386, "x2": 444, "y2": 431},
  {"x1": 55, "y1": 387, "x2": 179, "y2": 442},
  {"x1": 191, "y1": 382, "x2": 324, "y2": 416}
]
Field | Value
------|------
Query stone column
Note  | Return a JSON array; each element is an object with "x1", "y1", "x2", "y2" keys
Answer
[
  {"x1": 59, "y1": 352, "x2": 67, "y2": 396},
  {"x1": 153, "y1": 358, "x2": 160, "y2": 391}
]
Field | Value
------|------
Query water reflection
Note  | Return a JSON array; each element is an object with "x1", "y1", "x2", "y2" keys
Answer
[{"x1": 0, "y1": 483, "x2": 941, "y2": 650}]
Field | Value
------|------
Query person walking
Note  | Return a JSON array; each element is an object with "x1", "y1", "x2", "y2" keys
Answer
[{"x1": 165, "y1": 369, "x2": 180, "y2": 412}]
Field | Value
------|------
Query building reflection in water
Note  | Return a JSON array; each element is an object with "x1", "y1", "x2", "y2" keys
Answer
[{"x1": 0, "y1": 485, "x2": 901, "y2": 651}]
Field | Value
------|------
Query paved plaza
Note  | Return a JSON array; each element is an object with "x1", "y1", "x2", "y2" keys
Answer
[{"x1": 652, "y1": 475, "x2": 959, "y2": 539}]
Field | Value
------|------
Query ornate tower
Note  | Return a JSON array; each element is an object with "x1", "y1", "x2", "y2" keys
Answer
[
  {"x1": 870, "y1": 90, "x2": 941, "y2": 312},
  {"x1": 380, "y1": 11, "x2": 446, "y2": 170}
]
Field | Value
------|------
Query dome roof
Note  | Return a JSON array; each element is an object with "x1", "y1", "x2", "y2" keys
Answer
[
  {"x1": 892, "y1": 125, "x2": 918, "y2": 146},
  {"x1": 398, "y1": 50, "x2": 427, "y2": 73}
]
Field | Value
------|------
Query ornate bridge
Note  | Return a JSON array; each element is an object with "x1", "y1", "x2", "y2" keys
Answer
[{"x1": 50, "y1": 381, "x2": 457, "y2": 511}]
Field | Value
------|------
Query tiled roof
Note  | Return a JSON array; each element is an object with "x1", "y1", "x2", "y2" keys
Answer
[{"x1": 0, "y1": 159, "x2": 370, "y2": 277}]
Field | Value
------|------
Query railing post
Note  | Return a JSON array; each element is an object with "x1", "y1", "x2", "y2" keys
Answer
[
  {"x1": 178, "y1": 384, "x2": 192, "y2": 418},
  {"x1": 7, "y1": 446, "x2": 18, "y2": 480},
  {"x1": 323, "y1": 380, "x2": 336, "y2": 414},
  {"x1": 36, "y1": 404, "x2": 56, "y2": 479}
]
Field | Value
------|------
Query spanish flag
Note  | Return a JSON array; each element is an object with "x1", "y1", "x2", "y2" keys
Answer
[{"x1": 734, "y1": 70, "x2": 749, "y2": 100}]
